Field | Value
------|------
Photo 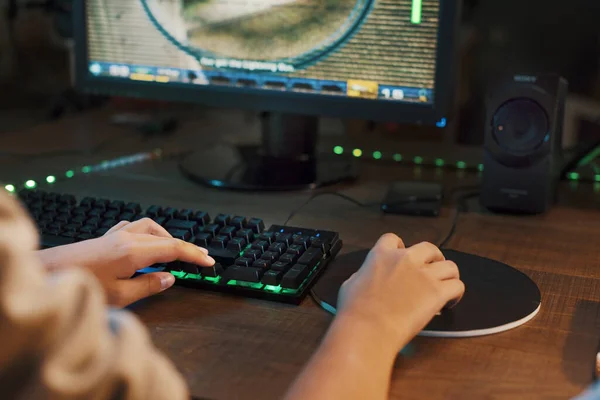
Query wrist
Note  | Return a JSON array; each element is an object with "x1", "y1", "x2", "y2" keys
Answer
[{"x1": 323, "y1": 311, "x2": 400, "y2": 366}]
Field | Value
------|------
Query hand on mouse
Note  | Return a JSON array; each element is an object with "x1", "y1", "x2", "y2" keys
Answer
[
  {"x1": 37, "y1": 218, "x2": 215, "y2": 307},
  {"x1": 337, "y1": 233, "x2": 465, "y2": 353}
]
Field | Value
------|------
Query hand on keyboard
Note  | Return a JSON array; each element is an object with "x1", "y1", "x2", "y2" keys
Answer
[
  {"x1": 336, "y1": 233, "x2": 465, "y2": 353},
  {"x1": 37, "y1": 218, "x2": 215, "y2": 307}
]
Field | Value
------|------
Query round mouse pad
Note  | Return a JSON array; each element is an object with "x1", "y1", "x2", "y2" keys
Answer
[{"x1": 312, "y1": 249, "x2": 541, "y2": 338}]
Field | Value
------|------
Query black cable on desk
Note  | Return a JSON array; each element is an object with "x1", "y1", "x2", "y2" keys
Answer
[{"x1": 438, "y1": 191, "x2": 480, "y2": 249}]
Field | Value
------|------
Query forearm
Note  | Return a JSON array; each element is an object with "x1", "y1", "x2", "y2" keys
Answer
[{"x1": 285, "y1": 313, "x2": 398, "y2": 400}]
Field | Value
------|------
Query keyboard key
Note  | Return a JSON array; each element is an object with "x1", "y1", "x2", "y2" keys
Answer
[
  {"x1": 261, "y1": 251, "x2": 278, "y2": 263},
  {"x1": 275, "y1": 233, "x2": 293, "y2": 246},
  {"x1": 202, "y1": 263, "x2": 224, "y2": 278},
  {"x1": 271, "y1": 261, "x2": 291, "y2": 272},
  {"x1": 45, "y1": 193, "x2": 60, "y2": 203},
  {"x1": 59, "y1": 195, "x2": 76, "y2": 205},
  {"x1": 180, "y1": 263, "x2": 199, "y2": 275},
  {"x1": 251, "y1": 240, "x2": 269, "y2": 253},
  {"x1": 243, "y1": 249, "x2": 261, "y2": 261},
  {"x1": 286, "y1": 244, "x2": 304, "y2": 256},
  {"x1": 310, "y1": 237, "x2": 331, "y2": 253},
  {"x1": 61, "y1": 231, "x2": 78, "y2": 238},
  {"x1": 193, "y1": 211, "x2": 210, "y2": 225},
  {"x1": 214, "y1": 214, "x2": 231, "y2": 227},
  {"x1": 262, "y1": 270, "x2": 283, "y2": 285},
  {"x1": 194, "y1": 233, "x2": 212, "y2": 248},
  {"x1": 57, "y1": 205, "x2": 72, "y2": 214},
  {"x1": 124, "y1": 202, "x2": 141, "y2": 214},
  {"x1": 80, "y1": 225, "x2": 96, "y2": 234},
  {"x1": 146, "y1": 205, "x2": 163, "y2": 217},
  {"x1": 168, "y1": 229, "x2": 192, "y2": 241},
  {"x1": 108, "y1": 201, "x2": 124, "y2": 211},
  {"x1": 163, "y1": 207, "x2": 178, "y2": 218},
  {"x1": 247, "y1": 218, "x2": 265, "y2": 233},
  {"x1": 104, "y1": 210, "x2": 120, "y2": 220},
  {"x1": 236, "y1": 228, "x2": 254, "y2": 243},
  {"x1": 44, "y1": 204, "x2": 58, "y2": 212},
  {"x1": 80, "y1": 197, "x2": 95, "y2": 207},
  {"x1": 293, "y1": 235, "x2": 310, "y2": 249},
  {"x1": 86, "y1": 218, "x2": 101, "y2": 228},
  {"x1": 225, "y1": 266, "x2": 263, "y2": 283},
  {"x1": 165, "y1": 219, "x2": 199, "y2": 234},
  {"x1": 101, "y1": 219, "x2": 117, "y2": 228},
  {"x1": 88, "y1": 208, "x2": 104, "y2": 218},
  {"x1": 229, "y1": 216, "x2": 247, "y2": 229},
  {"x1": 207, "y1": 248, "x2": 239, "y2": 265},
  {"x1": 258, "y1": 232, "x2": 275, "y2": 244},
  {"x1": 63, "y1": 223, "x2": 80, "y2": 232},
  {"x1": 77, "y1": 233, "x2": 94, "y2": 241},
  {"x1": 95, "y1": 227, "x2": 109, "y2": 236},
  {"x1": 297, "y1": 248, "x2": 323, "y2": 268},
  {"x1": 94, "y1": 199, "x2": 110, "y2": 210},
  {"x1": 210, "y1": 235, "x2": 229, "y2": 249},
  {"x1": 203, "y1": 224, "x2": 219, "y2": 236},
  {"x1": 219, "y1": 226, "x2": 237, "y2": 240},
  {"x1": 268, "y1": 242, "x2": 286, "y2": 255},
  {"x1": 55, "y1": 213, "x2": 71, "y2": 224},
  {"x1": 227, "y1": 237, "x2": 246, "y2": 252},
  {"x1": 177, "y1": 209, "x2": 195, "y2": 220},
  {"x1": 48, "y1": 222, "x2": 63, "y2": 232},
  {"x1": 281, "y1": 264, "x2": 310, "y2": 289},
  {"x1": 40, "y1": 234, "x2": 75, "y2": 248},
  {"x1": 72, "y1": 207, "x2": 88, "y2": 216},
  {"x1": 235, "y1": 257, "x2": 253, "y2": 267},
  {"x1": 152, "y1": 216, "x2": 167, "y2": 226},
  {"x1": 252, "y1": 259, "x2": 271, "y2": 269},
  {"x1": 119, "y1": 212, "x2": 134, "y2": 222},
  {"x1": 40, "y1": 212, "x2": 55, "y2": 222},
  {"x1": 72, "y1": 215, "x2": 87, "y2": 225}
]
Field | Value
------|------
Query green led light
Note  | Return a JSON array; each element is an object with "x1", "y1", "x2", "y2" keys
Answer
[
  {"x1": 434, "y1": 158, "x2": 445, "y2": 167},
  {"x1": 595, "y1": 175, "x2": 600, "y2": 182},
  {"x1": 265, "y1": 285, "x2": 283, "y2": 293},
  {"x1": 46, "y1": 175, "x2": 56, "y2": 184},
  {"x1": 4, "y1": 184, "x2": 15, "y2": 193},
  {"x1": 478, "y1": 164, "x2": 484, "y2": 172},
  {"x1": 185, "y1": 273, "x2": 202, "y2": 281},
  {"x1": 373, "y1": 151, "x2": 383, "y2": 160},
  {"x1": 568, "y1": 172, "x2": 580, "y2": 180},
  {"x1": 204, "y1": 276, "x2": 220, "y2": 283},
  {"x1": 456, "y1": 161, "x2": 467, "y2": 169},
  {"x1": 411, "y1": 0, "x2": 422, "y2": 24},
  {"x1": 413, "y1": 156, "x2": 423, "y2": 165},
  {"x1": 24, "y1": 180, "x2": 36, "y2": 189},
  {"x1": 352, "y1": 148, "x2": 363, "y2": 158},
  {"x1": 171, "y1": 270, "x2": 186, "y2": 279},
  {"x1": 393, "y1": 154, "x2": 402, "y2": 162},
  {"x1": 65, "y1": 170, "x2": 75, "y2": 178},
  {"x1": 81, "y1": 166, "x2": 92, "y2": 173},
  {"x1": 333, "y1": 146, "x2": 344, "y2": 155}
]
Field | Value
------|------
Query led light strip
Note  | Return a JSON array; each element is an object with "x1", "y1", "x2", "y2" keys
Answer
[
  {"x1": 3, "y1": 149, "x2": 164, "y2": 194},
  {"x1": 333, "y1": 146, "x2": 484, "y2": 172}
]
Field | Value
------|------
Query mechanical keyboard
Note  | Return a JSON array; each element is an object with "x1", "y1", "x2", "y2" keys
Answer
[{"x1": 18, "y1": 190, "x2": 343, "y2": 304}]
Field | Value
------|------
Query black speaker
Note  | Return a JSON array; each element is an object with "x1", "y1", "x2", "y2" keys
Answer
[{"x1": 481, "y1": 74, "x2": 568, "y2": 214}]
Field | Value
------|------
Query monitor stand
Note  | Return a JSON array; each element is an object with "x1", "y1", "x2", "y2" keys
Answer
[{"x1": 178, "y1": 112, "x2": 357, "y2": 191}]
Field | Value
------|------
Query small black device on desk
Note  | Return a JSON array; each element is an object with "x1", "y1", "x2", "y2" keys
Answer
[
  {"x1": 18, "y1": 190, "x2": 342, "y2": 304},
  {"x1": 381, "y1": 181, "x2": 443, "y2": 217}
]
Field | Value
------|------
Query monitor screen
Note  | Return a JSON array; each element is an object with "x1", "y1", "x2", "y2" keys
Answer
[{"x1": 77, "y1": 0, "x2": 457, "y2": 123}]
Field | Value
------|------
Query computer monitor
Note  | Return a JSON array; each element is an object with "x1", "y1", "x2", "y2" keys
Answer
[{"x1": 73, "y1": 0, "x2": 462, "y2": 191}]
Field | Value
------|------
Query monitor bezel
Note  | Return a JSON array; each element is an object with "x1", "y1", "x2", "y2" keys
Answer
[{"x1": 73, "y1": 0, "x2": 461, "y2": 125}]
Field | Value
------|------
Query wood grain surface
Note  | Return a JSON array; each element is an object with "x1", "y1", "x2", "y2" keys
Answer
[{"x1": 2, "y1": 107, "x2": 600, "y2": 399}]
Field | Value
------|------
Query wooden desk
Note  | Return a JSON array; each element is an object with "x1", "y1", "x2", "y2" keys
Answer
[{"x1": 2, "y1": 109, "x2": 600, "y2": 399}]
